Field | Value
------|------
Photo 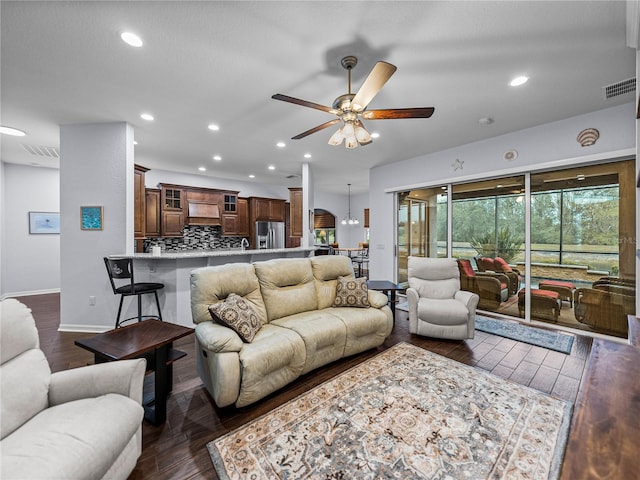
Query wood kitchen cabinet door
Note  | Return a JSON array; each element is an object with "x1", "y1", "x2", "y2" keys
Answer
[
  {"x1": 134, "y1": 165, "x2": 148, "y2": 239},
  {"x1": 145, "y1": 188, "x2": 161, "y2": 237},
  {"x1": 236, "y1": 198, "x2": 249, "y2": 236},
  {"x1": 268, "y1": 199, "x2": 286, "y2": 222},
  {"x1": 289, "y1": 188, "x2": 302, "y2": 237}
]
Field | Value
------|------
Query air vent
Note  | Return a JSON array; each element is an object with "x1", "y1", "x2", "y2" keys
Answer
[
  {"x1": 22, "y1": 144, "x2": 60, "y2": 158},
  {"x1": 602, "y1": 77, "x2": 636, "y2": 99}
]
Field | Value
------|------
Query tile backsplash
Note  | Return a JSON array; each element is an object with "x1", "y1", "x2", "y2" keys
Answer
[{"x1": 144, "y1": 226, "x2": 245, "y2": 252}]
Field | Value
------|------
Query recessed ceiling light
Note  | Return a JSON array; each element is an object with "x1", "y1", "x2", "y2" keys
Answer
[
  {"x1": 510, "y1": 75, "x2": 529, "y2": 87},
  {"x1": 120, "y1": 31, "x2": 143, "y2": 48},
  {"x1": 249, "y1": 174, "x2": 255, "y2": 179},
  {"x1": 212, "y1": 155, "x2": 222, "y2": 161},
  {"x1": 0, "y1": 126, "x2": 26, "y2": 136},
  {"x1": 276, "y1": 142, "x2": 286, "y2": 148},
  {"x1": 133, "y1": 140, "x2": 138, "y2": 145},
  {"x1": 268, "y1": 165, "x2": 275, "y2": 170},
  {"x1": 140, "y1": 113, "x2": 154, "y2": 121},
  {"x1": 370, "y1": 132, "x2": 380, "y2": 139},
  {"x1": 304, "y1": 153, "x2": 312, "y2": 159},
  {"x1": 198, "y1": 167, "x2": 206, "y2": 172},
  {"x1": 208, "y1": 124, "x2": 220, "y2": 131}
]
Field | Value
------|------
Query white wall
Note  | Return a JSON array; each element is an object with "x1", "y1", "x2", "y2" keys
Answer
[
  {"x1": 145, "y1": 169, "x2": 292, "y2": 200},
  {"x1": 314, "y1": 190, "x2": 368, "y2": 248},
  {"x1": 59, "y1": 122, "x2": 133, "y2": 331},
  {"x1": 0, "y1": 161, "x2": 5, "y2": 296},
  {"x1": 369, "y1": 102, "x2": 637, "y2": 281},
  {"x1": 1, "y1": 164, "x2": 60, "y2": 297}
]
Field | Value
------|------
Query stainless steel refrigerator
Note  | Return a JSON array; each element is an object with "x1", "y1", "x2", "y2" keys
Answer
[{"x1": 255, "y1": 221, "x2": 285, "y2": 249}]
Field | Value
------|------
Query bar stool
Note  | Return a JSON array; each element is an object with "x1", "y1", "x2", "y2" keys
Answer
[{"x1": 104, "y1": 257, "x2": 164, "y2": 328}]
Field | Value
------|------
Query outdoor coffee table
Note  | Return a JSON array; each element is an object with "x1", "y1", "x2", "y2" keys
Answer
[
  {"x1": 75, "y1": 319, "x2": 194, "y2": 425},
  {"x1": 367, "y1": 280, "x2": 403, "y2": 323}
]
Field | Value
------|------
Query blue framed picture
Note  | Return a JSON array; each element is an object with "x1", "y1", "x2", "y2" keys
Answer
[
  {"x1": 80, "y1": 206, "x2": 103, "y2": 230},
  {"x1": 29, "y1": 212, "x2": 60, "y2": 234}
]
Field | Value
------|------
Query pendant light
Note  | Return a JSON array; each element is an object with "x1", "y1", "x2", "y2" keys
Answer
[{"x1": 341, "y1": 183, "x2": 360, "y2": 225}]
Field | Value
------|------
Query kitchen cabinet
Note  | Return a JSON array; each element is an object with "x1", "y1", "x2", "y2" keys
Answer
[
  {"x1": 160, "y1": 184, "x2": 185, "y2": 237},
  {"x1": 289, "y1": 188, "x2": 303, "y2": 237},
  {"x1": 145, "y1": 188, "x2": 161, "y2": 237},
  {"x1": 364, "y1": 208, "x2": 370, "y2": 228},
  {"x1": 134, "y1": 165, "x2": 148, "y2": 240},
  {"x1": 222, "y1": 197, "x2": 249, "y2": 236},
  {"x1": 250, "y1": 197, "x2": 286, "y2": 222},
  {"x1": 223, "y1": 193, "x2": 238, "y2": 214},
  {"x1": 236, "y1": 197, "x2": 249, "y2": 237}
]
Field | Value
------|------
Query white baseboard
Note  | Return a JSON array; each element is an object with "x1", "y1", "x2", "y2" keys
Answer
[
  {"x1": 1, "y1": 288, "x2": 60, "y2": 300},
  {"x1": 58, "y1": 323, "x2": 112, "y2": 333}
]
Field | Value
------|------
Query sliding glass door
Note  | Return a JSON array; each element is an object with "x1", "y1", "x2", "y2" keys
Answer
[
  {"x1": 397, "y1": 188, "x2": 447, "y2": 285},
  {"x1": 396, "y1": 159, "x2": 635, "y2": 339}
]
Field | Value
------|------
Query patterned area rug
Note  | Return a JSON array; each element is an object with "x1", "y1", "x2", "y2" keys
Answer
[
  {"x1": 475, "y1": 316, "x2": 574, "y2": 354},
  {"x1": 207, "y1": 343, "x2": 572, "y2": 480}
]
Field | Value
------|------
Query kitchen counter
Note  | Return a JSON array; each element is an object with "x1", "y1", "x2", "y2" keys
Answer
[
  {"x1": 111, "y1": 247, "x2": 316, "y2": 327},
  {"x1": 109, "y1": 246, "x2": 315, "y2": 260}
]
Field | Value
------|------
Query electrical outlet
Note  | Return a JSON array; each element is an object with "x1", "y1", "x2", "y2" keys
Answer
[{"x1": 89, "y1": 296, "x2": 96, "y2": 306}]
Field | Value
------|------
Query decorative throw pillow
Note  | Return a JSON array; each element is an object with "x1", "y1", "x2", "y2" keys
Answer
[
  {"x1": 333, "y1": 276, "x2": 370, "y2": 308},
  {"x1": 208, "y1": 293, "x2": 261, "y2": 343}
]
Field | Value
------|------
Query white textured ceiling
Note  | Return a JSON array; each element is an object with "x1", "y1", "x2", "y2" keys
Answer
[{"x1": 1, "y1": 1, "x2": 636, "y2": 194}]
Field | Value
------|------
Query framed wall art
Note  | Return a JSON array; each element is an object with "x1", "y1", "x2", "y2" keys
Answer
[
  {"x1": 80, "y1": 206, "x2": 103, "y2": 230},
  {"x1": 29, "y1": 211, "x2": 60, "y2": 234}
]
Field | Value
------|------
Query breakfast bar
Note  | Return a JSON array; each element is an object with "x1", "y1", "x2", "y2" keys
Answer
[{"x1": 109, "y1": 247, "x2": 316, "y2": 328}]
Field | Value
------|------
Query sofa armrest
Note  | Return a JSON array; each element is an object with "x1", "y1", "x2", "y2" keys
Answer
[
  {"x1": 455, "y1": 289, "x2": 480, "y2": 312},
  {"x1": 368, "y1": 290, "x2": 389, "y2": 309},
  {"x1": 406, "y1": 287, "x2": 419, "y2": 333},
  {"x1": 48, "y1": 358, "x2": 146, "y2": 406},
  {"x1": 196, "y1": 321, "x2": 244, "y2": 353}
]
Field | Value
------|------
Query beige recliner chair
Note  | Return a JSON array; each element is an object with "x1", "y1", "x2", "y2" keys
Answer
[
  {"x1": 1, "y1": 299, "x2": 146, "y2": 480},
  {"x1": 407, "y1": 256, "x2": 479, "y2": 340}
]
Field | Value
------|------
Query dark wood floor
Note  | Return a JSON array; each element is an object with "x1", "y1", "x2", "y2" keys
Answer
[{"x1": 20, "y1": 293, "x2": 593, "y2": 480}]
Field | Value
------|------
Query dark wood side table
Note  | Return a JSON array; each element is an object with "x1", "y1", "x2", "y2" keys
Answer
[
  {"x1": 560, "y1": 339, "x2": 640, "y2": 479},
  {"x1": 75, "y1": 319, "x2": 194, "y2": 425},
  {"x1": 367, "y1": 280, "x2": 403, "y2": 323}
]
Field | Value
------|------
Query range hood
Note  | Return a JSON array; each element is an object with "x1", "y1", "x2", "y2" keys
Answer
[{"x1": 187, "y1": 201, "x2": 221, "y2": 225}]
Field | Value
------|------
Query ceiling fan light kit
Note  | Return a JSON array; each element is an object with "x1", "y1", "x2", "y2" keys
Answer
[{"x1": 272, "y1": 55, "x2": 435, "y2": 149}]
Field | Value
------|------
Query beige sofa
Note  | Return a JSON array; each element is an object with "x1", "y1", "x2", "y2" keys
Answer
[
  {"x1": 0, "y1": 299, "x2": 146, "y2": 480},
  {"x1": 190, "y1": 255, "x2": 393, "y2": 408}
]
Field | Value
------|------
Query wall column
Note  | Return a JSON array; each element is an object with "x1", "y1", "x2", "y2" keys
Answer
[{"x1": 59, "y1": 122, "x2": 134, "y2": 331}]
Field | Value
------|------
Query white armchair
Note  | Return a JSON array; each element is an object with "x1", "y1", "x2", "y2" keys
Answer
[
  {"x1": 1, "y1": 299, "x2": 146, "y2": 480},
  {"x1": 406, "y1": 256, "x2": 479, "y2": 340}
]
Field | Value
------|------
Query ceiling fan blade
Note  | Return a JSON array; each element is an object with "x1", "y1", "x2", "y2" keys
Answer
[
  {"x1": 362, "y1": 107, "x2": 435, "y2": 120},
  {"x1": 291, "y1": 119, "x2": 341, "y2": 140},
  {"x1": 350, "y1": 61, "x2": 397, "y2": 112},
  {"x1": 272, "y1": 94, "x2": 336, "y2": 114}
]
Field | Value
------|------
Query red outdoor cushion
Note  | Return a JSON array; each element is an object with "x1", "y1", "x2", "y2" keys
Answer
[
  {"x1": 539, "y1": 279, "x2": 576, "y2": 289},
  {"x1": 518, "y1": 288, "x2": 559, "y2": 299},
  {"x1": 457, "y1": 259, "x2": 476, "y2": 277},
  {"x1": 493, "y1": 257, "x2": 513, "y2": 273}
]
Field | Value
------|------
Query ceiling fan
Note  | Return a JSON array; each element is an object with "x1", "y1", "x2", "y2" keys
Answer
[{"x1": 272, "y1": 55, "x2": 435, "y2": 149}]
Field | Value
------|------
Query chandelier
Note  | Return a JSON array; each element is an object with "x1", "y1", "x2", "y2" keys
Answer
[{"x1": 341, "y1": 183, "x2": 359, "y2": 225}]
